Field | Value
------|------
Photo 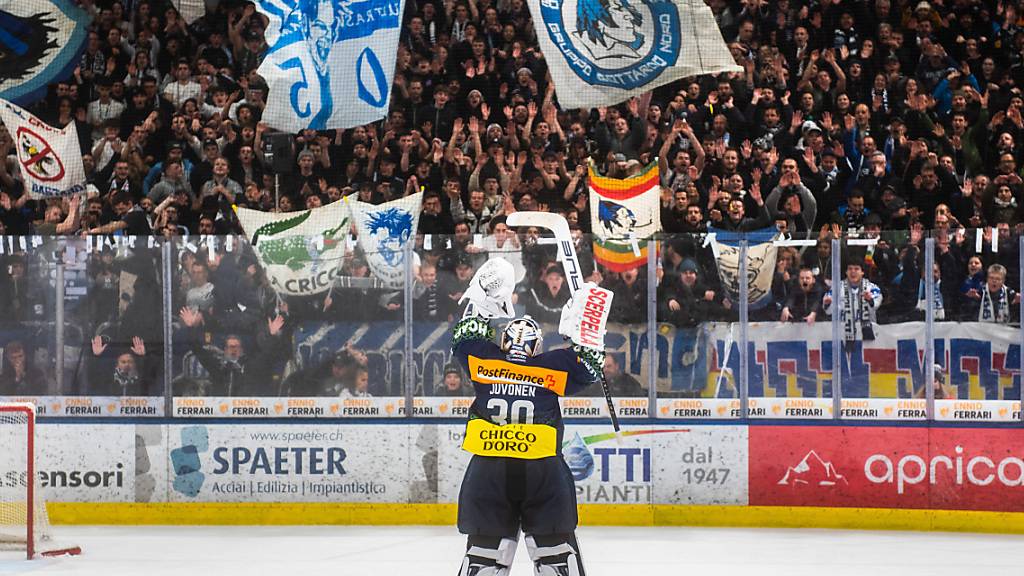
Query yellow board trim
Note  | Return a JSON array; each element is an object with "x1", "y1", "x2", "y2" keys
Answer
[{"x1": 47, "y1": 503, "x2": 1024, "y2": 534}]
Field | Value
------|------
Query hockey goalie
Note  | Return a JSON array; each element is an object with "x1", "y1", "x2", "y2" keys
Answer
[{"x1": 451, "y1": 257, "x2": 613, "y2": 576}]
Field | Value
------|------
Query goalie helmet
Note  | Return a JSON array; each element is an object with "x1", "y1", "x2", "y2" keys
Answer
[{"x1": 500, "y1": 316, "x2": 543, "y2": 360}]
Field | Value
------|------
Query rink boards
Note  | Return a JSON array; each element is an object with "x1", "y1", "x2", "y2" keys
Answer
[{"x1": 16, "y1": 421, "x2": 1024, "y2": 533}]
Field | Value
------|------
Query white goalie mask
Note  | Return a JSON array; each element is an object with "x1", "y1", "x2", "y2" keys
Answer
[{"x1": 500, "y1": 316, "x2": 543, "y2": 360}]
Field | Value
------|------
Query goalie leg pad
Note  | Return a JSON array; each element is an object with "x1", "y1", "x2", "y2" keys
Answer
[
  {"x1": 458, "y1": 534, "x2": 518, "y2": 576},
  {"x1": 525, "y1": 533, "x2": 585, "y2": 576}
]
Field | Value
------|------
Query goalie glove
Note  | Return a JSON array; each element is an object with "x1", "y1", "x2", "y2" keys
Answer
[
  {"x1": 559, "y1": 283, "x2": 614, "y2": 351},
  {"x1": 460, "y1": 258, "x2": 516, "y2": 319},
  {"x1": 573, "y1": 344, "x2": 606, "y2": 381},
  {"x1": 452, "y1": 316, "x2": 495, "y2": 349}
]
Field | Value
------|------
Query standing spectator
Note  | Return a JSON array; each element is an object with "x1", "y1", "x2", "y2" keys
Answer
[
  {"x1": 824, "y1": 259, "x2": 883, "y2": 342},
  {"x1": 962, "y1": 264, "x2": 1020, "y2": 324},
  {"x1": 780, "y1": 268, "x2": 823, "y2": 324},
  {"x1": 658, "y1": 258, "x2": 728, "y2": 327},
  {"x1": 522, "y1": 265, "x2": 570, "y2": 324},
  {"x1": 87, "y1": 77, "x2": 126, "y2": 141},
  {"x1": 162, "y1": 59, "x2": 202, "y2": 110},
  {"x1": 766, "y1": 168, "x2": 817, "y2": 237}
]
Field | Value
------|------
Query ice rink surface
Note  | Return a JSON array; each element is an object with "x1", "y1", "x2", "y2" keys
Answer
[{"x1": 1, "y1": 525, "x2": 1022, "y2": 576}]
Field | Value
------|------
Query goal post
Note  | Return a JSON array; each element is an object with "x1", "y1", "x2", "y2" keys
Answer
[{"x1": 0, "y1": 402, "x2": 81, "y2": 559}]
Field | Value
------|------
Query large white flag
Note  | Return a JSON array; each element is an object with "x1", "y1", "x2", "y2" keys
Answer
[
  {"x1": 0, "y1": 99, "x2": 86, "y2": 198},
  {"x1": 236, "y1": 199, "x2": 351, "y2": 296},
  {"x1": 529, "y1": 0, "x2": 741, "y2": 109},
  {"x1": 254, "y1": 0, "x2": 405, "y2": 132},
  {"x1": 351, "y1": 192, "x2": 423, "y2": 289}
]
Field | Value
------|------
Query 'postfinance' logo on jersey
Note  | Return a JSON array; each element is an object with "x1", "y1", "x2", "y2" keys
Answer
[{"x1": 468, "y1": 356, "x2": 568, "y2": 396}]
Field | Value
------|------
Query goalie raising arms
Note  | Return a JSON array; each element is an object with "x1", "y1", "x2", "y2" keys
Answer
[{"x1": 451, "y1": 258, "x2": 609, "y2": 576}]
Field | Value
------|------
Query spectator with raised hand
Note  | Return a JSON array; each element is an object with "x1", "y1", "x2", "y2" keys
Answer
[
  {"x1": 766, "y1": 166, "x2": 817, "y2": 237},
  {"x1": 88, "y1": 335, "x2": 149, "y2": 395},
  {"x1": 178, "y1": 306, "x2": 289, "y2": 396},
  {"x1": 659, "y1": 119, "x2": 705, "y2": 194},
  {"x1": 594, "y1": 98, "x2": 646, "y2": 161},
  {"x1": 717, "y1": 178, "x2": 770, "y2": 232}
]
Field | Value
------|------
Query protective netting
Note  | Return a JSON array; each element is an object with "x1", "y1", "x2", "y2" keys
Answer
[{"x1": 0, "y1": 405, "x2": 75, "y2": 558}]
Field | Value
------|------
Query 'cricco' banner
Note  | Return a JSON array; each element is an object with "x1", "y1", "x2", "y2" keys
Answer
[{"x1": 236, "y1": 199, "x2": 350, "y2": 296}]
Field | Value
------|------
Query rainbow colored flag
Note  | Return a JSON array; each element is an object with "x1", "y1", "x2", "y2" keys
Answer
[{"x1": 589, "y1": 162, "x2": 661, "y2": 272}]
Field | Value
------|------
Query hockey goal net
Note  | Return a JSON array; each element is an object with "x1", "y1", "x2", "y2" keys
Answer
[{"x1": 0, "y1": 403, "x2": 80, "y2": 558}]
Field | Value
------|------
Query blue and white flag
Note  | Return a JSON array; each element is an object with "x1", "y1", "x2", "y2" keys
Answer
[
  {"x1": 0, "y1": 0, "x2": 89, "y2": 105},
  {"x1": 351, "y1": 192, "x2": 422, "y2": 289},
  {"x1": 528, "y1": 0, "x2": 741, "y2": 109},
  {"x1": 254, "y1": 0, "x2": 404, "y2": 133}
]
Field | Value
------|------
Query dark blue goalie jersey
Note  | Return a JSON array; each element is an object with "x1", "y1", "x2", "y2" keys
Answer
[{"x1": 452, "y1": 338, "x2": 597, "y2": 450}]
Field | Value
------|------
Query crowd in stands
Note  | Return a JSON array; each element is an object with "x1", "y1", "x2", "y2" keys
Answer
[{"x1": 4, "y1": 0, "x2": 1024, "y2": 398}]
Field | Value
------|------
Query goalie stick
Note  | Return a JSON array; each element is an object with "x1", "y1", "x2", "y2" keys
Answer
[{"x1": 506, "y1": 211, "x2": 621, "y2": 433}]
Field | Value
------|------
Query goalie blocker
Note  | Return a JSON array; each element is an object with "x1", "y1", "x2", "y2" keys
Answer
[{"x1": 558, "y1": 283, "x2": 613, "y2": 352}]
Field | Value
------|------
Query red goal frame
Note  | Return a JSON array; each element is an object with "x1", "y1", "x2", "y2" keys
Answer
[{"x1": 0, "y1": 403, "x2": 81, "y2": 559}]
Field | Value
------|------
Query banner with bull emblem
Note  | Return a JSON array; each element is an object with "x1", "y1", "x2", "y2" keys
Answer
[
  {"x1": 589, "y1": 161, "x2": 660, "y2": 272},
  {"x1": 528, "y1": 0, "x2": 740, "y2": 109},
  {"x1": 351, "y1": 192, "x2": 422, "y2": 289},
  {"x1": 0, "y1": 99, "x2": 85, "y2": 198},
  {"x1": 236, "y1": 199, "x2": 351, "y2": 296},
  {"x1": 706, "y1": 227, "x2": 780, "y2": 310}
]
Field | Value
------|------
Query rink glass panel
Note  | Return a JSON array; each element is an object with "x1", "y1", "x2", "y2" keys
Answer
[
  {"x1": 655, "y1": 233, "x2": 740, "y2": 416},
  {"x1": 0, "y1": 237, "x2": 60, "y2": 397},
  {"x1": 0, "y1": 231, "x2": 1016, "y2": 422},
  {"x1": 166, "y1": 235, "x2": 409, "y2": 400},
  {"x1": 71, "y1": 236, "x2": 166, "y2": 398},
  {"x1": 835, "y1": 232, "x2": 917, "y2": 405}
]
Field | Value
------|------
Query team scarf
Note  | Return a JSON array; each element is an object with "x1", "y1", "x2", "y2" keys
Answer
[
  {"x1": 917, "y1": 278, "x2": 945, "y2": 320},
  {"x1": 840, "y1": 280, "x2": 877, "y2": 341},
  {"x1": 979, "y1": 285, "x2": 1011, "y2": 323}
]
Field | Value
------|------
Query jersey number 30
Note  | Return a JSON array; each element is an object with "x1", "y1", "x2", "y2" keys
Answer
[{"x1": 487, "y1": 398, "x2": 535, "y2": 425}]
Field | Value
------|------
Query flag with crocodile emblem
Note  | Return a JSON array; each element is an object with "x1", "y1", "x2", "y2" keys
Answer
[
  {"x1": 236, "y1": 199, "x2": 351, "y2": 296},
  {"x1": 254, "y1": 0, "x2": 405, "y2": 132},
  {"x1": 0, "y1": 0, "x2": 89, "y2": 105},
  {"x1": 351, "y1": 192, "x2": 422, "y2": 289},
  {"x1": 589, "y1": 162, "x2": 661, "y2": 272},
  {"x1": 0, "y1": 99, "x2": 85, "y2": 198},
  {"x1": 528, "y1": 0, "x2": 741, "y2": 109}
]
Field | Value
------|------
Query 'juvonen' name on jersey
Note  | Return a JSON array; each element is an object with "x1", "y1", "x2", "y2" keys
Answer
[{"x1": 453, "y1": 338, "x2": 597, "y2": 451}]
